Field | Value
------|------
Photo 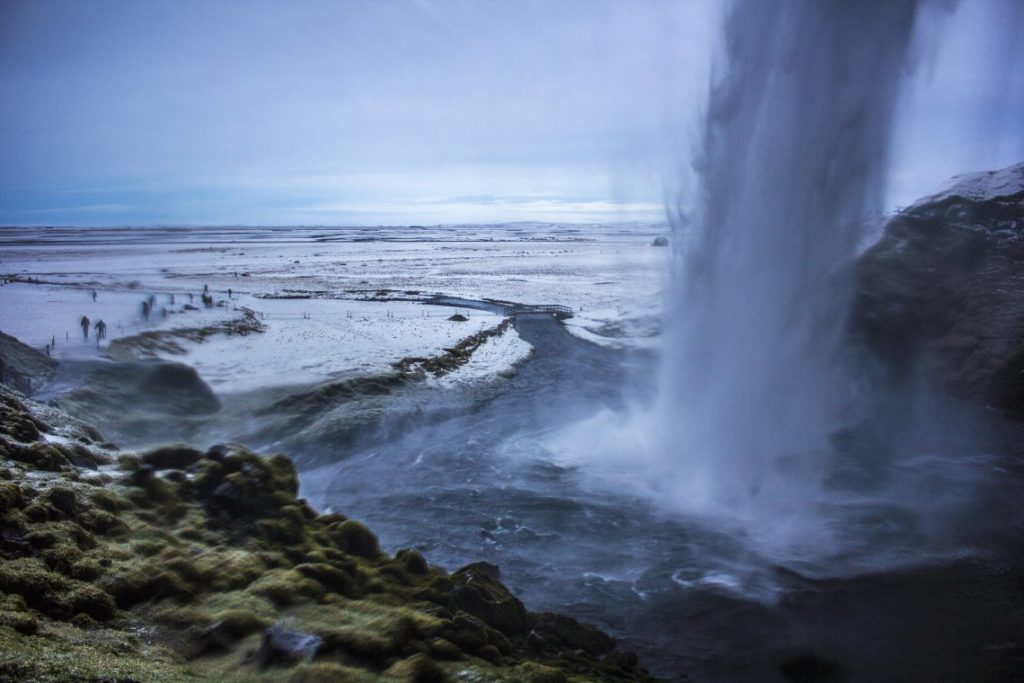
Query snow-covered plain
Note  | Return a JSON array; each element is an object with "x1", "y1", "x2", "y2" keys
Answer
[{"x1": 0, "y1": 223, "x2": 667, "y2": 391}]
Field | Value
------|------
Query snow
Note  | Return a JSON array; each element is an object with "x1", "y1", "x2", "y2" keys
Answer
[
  {"x1": 428, "y1": 324, "x2": 533, "y2": 388},
  {"x1": 0, "y1": 223, "x2": 668, "y2": 391},
  {"x1": 910, "y1": 161, "x2": 1024, "y2": 208},
  {"x1": 182, "y1": 298, "x2": 509, "y2": 393},
  {"x1": 0, "y1": 282, "x2": 237, "y2": 359}
]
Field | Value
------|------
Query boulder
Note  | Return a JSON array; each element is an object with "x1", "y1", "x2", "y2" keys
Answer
[{"x1": 258, "y1": 625, "x2": 322, "y2": 667}]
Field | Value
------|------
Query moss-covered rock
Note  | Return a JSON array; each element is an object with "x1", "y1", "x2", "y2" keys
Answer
[
  {"x1": 141, "y1": 443, "x2": 204, "y2": 470},
  {"x1": 450, "y1": 562, "x2": 530, "y2": 637},
  {"x1": 329, "y1": 519, "x2": 381, "y2": 558},
  {"x1": 0, "y1": 388, "x2": 660, "y2": 683}
]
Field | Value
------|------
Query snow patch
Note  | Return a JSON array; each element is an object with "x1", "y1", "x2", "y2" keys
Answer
[{"x1": 910, "y1": 161, "x2": 1024, "y2": 208}]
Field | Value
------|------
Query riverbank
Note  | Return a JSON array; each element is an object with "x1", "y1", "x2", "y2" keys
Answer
[{"x1": 0, "y1": 385, "x2": 658, "y2": 682}]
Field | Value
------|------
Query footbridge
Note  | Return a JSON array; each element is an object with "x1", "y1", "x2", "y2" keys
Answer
[{"x1": 503, "y1": 304, "x2": 574, "y2": 319}]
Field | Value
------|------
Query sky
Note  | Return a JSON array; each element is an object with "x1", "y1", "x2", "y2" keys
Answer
[{"x1": 0, "y1": 0, "x2": 1021, "y2": 227}]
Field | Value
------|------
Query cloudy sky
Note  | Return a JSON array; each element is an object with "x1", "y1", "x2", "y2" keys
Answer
[{"x1": 0, "y1": 0, "x2": 1020, "y2": 226}]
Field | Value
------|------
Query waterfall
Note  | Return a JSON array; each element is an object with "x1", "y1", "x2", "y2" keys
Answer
[{"x1": 653, "y1": 0, "x2": 923, "y2": 557}]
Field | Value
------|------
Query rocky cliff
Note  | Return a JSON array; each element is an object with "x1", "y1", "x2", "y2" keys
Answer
[{"x1": 850, "y1": 162, "x2": 1024, "y2": 418}]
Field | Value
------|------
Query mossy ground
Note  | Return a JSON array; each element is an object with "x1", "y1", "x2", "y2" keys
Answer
[{"x1": 0, "y1": 388, "x2": 658, "y2": 682}]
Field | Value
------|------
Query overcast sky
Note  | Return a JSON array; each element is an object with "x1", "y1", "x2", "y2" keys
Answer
[{"x1": 0, "y1": 0, "x2": 1020, "y2": 226}]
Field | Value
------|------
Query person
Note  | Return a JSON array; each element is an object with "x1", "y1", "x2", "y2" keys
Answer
[
  {"x1": 80, "y1": 315, "x2": 90, "y2": 339},
  {"x1": 141, "y1": 301, "x2": 150, "y2": 321},
  {"x1": 91, "y1": 290, "x2": 97, "y2": 302},
  {"x1": 227, "y1": 288, "x2": 232, "y2": 299},
  {"x1": 94, "y1": 320, "x2": 107, "y2": 342}
]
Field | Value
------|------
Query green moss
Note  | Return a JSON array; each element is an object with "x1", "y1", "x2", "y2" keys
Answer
[
  {"x1": 208, "y1": 608, "x2": 271, "y2": 637},
  {"x1": 247, "y1": 569, "x2": 326, "y2": 606},
  {"x1": 513, "y1": 662, "x2": 569, "y2": 683},
  {"x1": 396, "y1": 549, "x2": 429, "y2": 575},
  {"x1": 288, "y1": 662, "x2": 375, "y2": 683},
  {"x1": 0, "y1": 481, "x2": 24, "y2": 513},
  {"x1": 190, "y1": 548, "x2": 267, "y2": 592},
  {"x1": 427, "y1": 638, "x2": 462, "y2": 661},
  {"x1": 384, "y1": 654, "x2": 450, "y2": 683},
  {"x1": 40, "y1": 543, "x2": 83, "y2": 574},
  {"x1": 0, "y1": 594, "x2": 38, "y2": 636},
  {"x1": 0, "y1": 622, "x2": 196, "y2": 683},
  {"x1": 7, "y1": 443, "x2": 70, "y2": 471},
  {"x1": 329, "y1": 519, "x2": 380, "y2": 558},
  {"x1": 0, "y1": 390, "x2": 658, "y2": 683},
  {"x1": 0, "y1": 610, "x2": 38, "y2": 635},
  {"x1": 100, "y1": 560, "x2": 193, "y2": 608},
  {"x1": 319, "y1": 626, "x2": 397, "y2": 665},
  {"x1": 41, "y1": 486, "x2": 79, "y2": 517},
  {"x1": 0, "y1": 558, "x2": 115, "y2": 621},
  {"x1": 257, "y1": 508, "x2": 307, "y2": 544},
  {"x1": 294, "y1": 562, "x2": 360, "y2": 598}
]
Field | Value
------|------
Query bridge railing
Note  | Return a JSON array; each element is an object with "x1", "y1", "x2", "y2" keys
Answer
[{"x1": 503, "y1": 304, "x2": 574, "y2": 317}]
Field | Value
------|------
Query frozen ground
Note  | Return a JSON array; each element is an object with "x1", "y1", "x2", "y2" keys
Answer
[{"x1": 0, "y1": 223, "x2": 668, "y2": 391}]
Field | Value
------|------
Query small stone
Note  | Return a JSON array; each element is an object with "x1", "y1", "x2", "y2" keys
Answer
[{"x1": 258, "y1": 625, "x2": 322, "y2": 667}]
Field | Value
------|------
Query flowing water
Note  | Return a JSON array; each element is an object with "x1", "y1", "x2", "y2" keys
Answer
[
  {"x1": 300, "y1": 313, "x2": 1024, "y2": 681},
  {"x1": 300, "y1": 3, "x2": 1024, "y2": 679}
]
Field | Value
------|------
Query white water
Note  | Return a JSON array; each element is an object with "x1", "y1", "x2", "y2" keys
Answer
[
  {"x1": 556, "y1": 0, "x2": 1004, "y2": 580},
  {"x1": 657, "y1": 0, "x2": 921, "y2": 551}
]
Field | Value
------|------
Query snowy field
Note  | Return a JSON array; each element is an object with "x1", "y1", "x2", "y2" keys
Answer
[{"x1": 0, "y1": 223, "x2": 668, "y2": 391}]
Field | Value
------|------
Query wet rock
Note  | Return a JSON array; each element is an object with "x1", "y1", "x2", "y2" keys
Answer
[
  {"x1": 529, "y1": 612, "x2": 615, "y2": 656},
  {"x1": 141, "y1": 444, "x2": 204, "y2": 470},
  {"x1": 450, "y1": 562, "x2": 529, "y2": 637},
  {"x1": 258, "y1": 625, "x2": 322, "y2": 667},
  {"x1": 850, "y1": 179, "x2": 1024, "y2": 418},
  {"x1": 7, "y1": 442, "x2": 72, "y2": 471}
]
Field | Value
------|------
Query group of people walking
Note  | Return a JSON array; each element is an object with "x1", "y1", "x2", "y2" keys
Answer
[
  {"x1": 68, "y1": 284, "x2": 233, "y2": 352},
  {"x1": 79, "y1": 315, "x2": 106, "y2": 342}
]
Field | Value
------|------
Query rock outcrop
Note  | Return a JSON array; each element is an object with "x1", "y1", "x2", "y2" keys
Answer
[
  {"x1": 0, "y1": 331, "x2": 57, "y2": 397},
  {"x1": 0, "y1": 386, "x2": 657, "y2": 682},
  {"x1": 850, "y1": 161, "x2": 1024, "y2": 418}
]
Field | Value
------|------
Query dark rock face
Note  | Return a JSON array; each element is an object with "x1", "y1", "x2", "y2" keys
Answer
[
  {"x1": 0, "y1": 331, "x2": 57, "y2": 396},
  {"x1": 849, "y1": 174, "x2": 1024, "y2": 418}
]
